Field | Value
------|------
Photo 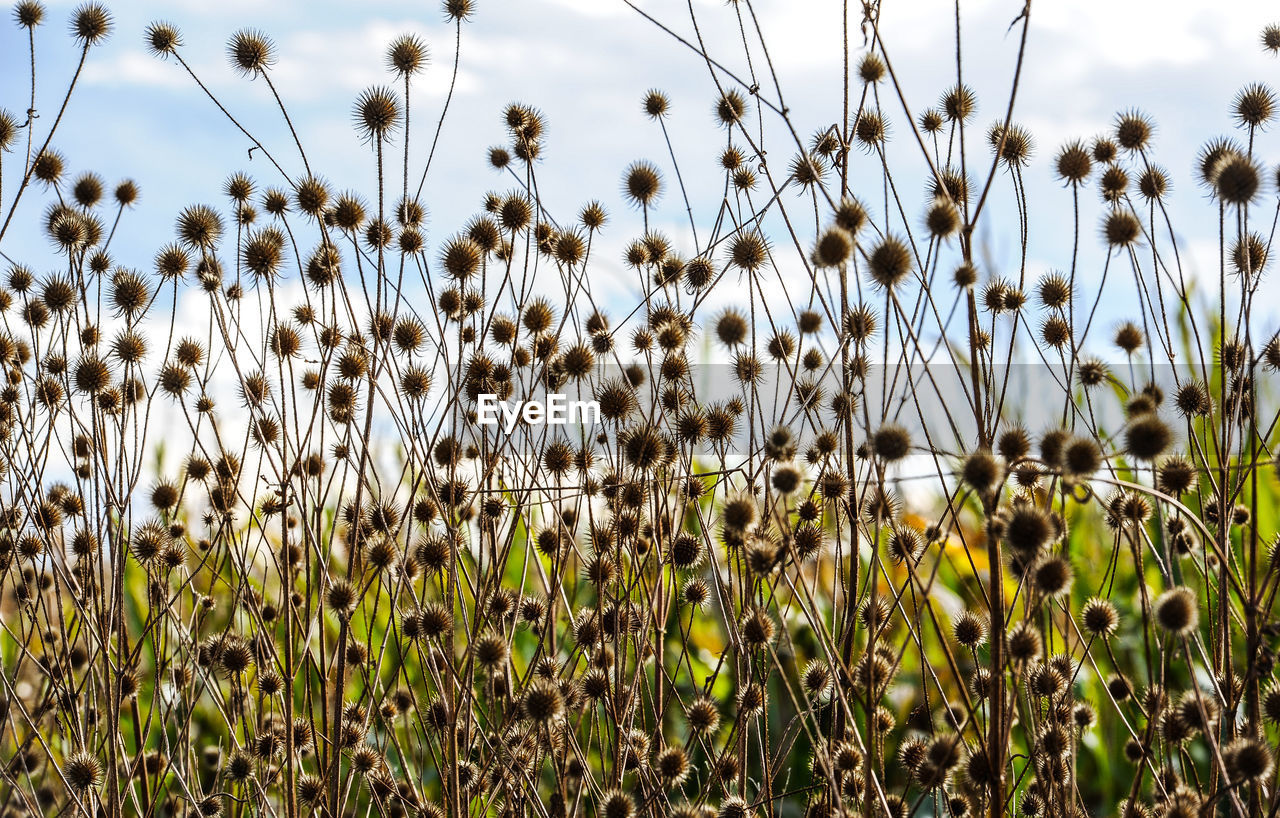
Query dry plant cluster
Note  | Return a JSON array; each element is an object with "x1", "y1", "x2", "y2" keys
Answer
[{"x1": 2, "y1": 2, "x2": 1280, "y2": 818}]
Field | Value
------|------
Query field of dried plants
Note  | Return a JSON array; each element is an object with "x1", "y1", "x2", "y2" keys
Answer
[{"x1": 2, "y1": 2, "x2": 1280, "y2": 818}]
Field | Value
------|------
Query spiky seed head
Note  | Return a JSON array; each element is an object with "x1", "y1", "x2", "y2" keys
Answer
[
  {"x1": 1055, "y1": 140, "x2": 1092, "y2": 183},
  {"x1": 474, "y1": 632, "x2": 508, "y2": 667},
  {"x1": 858, "y1": 52, "x2": 886, "y2": 83},
  {"x1": 294, "y1": 177, "x2": 329, "y2": 216},
  {"x1": 228, "y1": 29, "x2": 274, "y2": 74},
  {"x1": 1138, "y1": 166, "x2": 1169, "y2": 200},
  {"x1": 1007, "y1": 621, "x2": 1043, "y2": 662},
  {"x1": 1262, "y1": 683, "x2": 1280, "y2": 722},
  {"x1": 989, "y1": 122, "x2": 1033, "y2": 166},
  {"x1": 1174, "y1": 381, "x2": 1210, "y2": 417},
  {"x1": 789, "y1": 152, "x2": 827, "y2": 189},
  {"x1": 728, "y1": 230, "x2": 768, "y2": 272},
  {"x1": 354, "y1": 86, "x2": 401, "y2": 139},
  {"x1": 1092, "y1": 137, "x2": 1118, "y2": 163},
  {"x1": 1062, "y1": 437, "x2": 1101, "y2": 477},
  {"x1": 14, "y1": 1, "x2": 44, "y2": 28},
  {"x1": 686, "y1": 701, "x2": 716, "y2": 737},
  {"x1": 961, "y1": 450, "x2": 1001, "y2": 494},
  {"x1": 500, "y1": 194, "x2": 532, "y2": 231},
  {"x1": 522, "y1": 679, "x2": 563, "y2": 723},
  {"x1": 1234, "y1": 83, "x2": 1276, "y2": 128},
  {"x1": 259, "y1": 188, "x2": 289, "y2": 216},
  {"x1": 71, "y1": 172, "x2": 103, "y2": 208},
  {"x1": 925, "y1": 197, "x2": 960, "y2": 237},
  {"x1": 1100, "y1": 165, "x2": 1128, "y2": 202},
  {"x1": 715, "y1": 90, "x2": 746, "y2": 126},
  {"x1": 441, "y1": 236, "x2": 482, "y2": 279},
  {"x1": 602, "y1": 790, "x2": 635, "y2": 818},
  {"x1": 387, "y1": 34, "x2": 428, "y2": 76},
  {"x1": 1103, "y1": 209, "x2": 1141, "y2": 246},
  {"x1": 63, "y1": 751, "x2": 102, "y2": 791},
  {"x1": 812, "y1": 129, "x2": 841, "y2": 157},
  {"x1": 70, "y1": 2, "x2": 111, "y2": 45},
  {"x1": 110, "y1": 270, "x2": 150, "y2": 317},
  {"x1": 1005, "y1": 505, "x2": 1052, "y2": 553},
  {"x1": 73, "y1": 356, "x2": 111, "y2": 394},
  {"x1": 1042, "y1": 317, "x2": 1070, "y2": 348},
  {"x1": 486, "y1": 145, "x2": 510, "y2": 169},
  {"x1": 0, "y1": 111, "x2": 18, "y2": 152},
  {"x1": 953, "y1": 610, "x2": 987, "y2": 648},
  {"x1": 326, "y1": 579, "x2": 357, "y2": 618},
  {"x1": 642, "y1": 89, "x2": 670, "y2": 119},
  {"x1": 931, "y1": 167, "x2": 970, "y2": 204},
  {"x1": 32, "y1": 150, "x2": 64, "y2": 184},
  {"x1": 1154, "y1": 587, "x2": 1198, "y2": 635},
  {"x1": 941, "y1": 84, "x2": 976, "y2": 122},
  {"x1": 1264, "y1": 24, "x2": 1280, "y2": 52},
  {"x1": 1115, "y1": 111, "x2": 1153, "y2": 151},
  {"x1": 1225, "y1": 738, "x2": 1273, "y2": 783},
  {"x1": 872, "y1": 424, "x2": 911, "y2": 461},
  {"x1": 1033, "y1": 556, "x2": 1073, "y2": 597},
  {"x1": 740, "y1": 608, "x2": 775, "y2": 646},
  {"x1": 834, "y1": 197, "x2": 868, "y2": 234},
  {"x1": 177, "y1": 204, "x2": 223, "y2": 249},
  {"x1": 444, "y1": 0, "x2": 473, "y2": 21},
  {"x1": 1114, "y1": 322, "x2": 1144, "y2": 353},
  {"x1": 622, "y1": 160, "x2": 662, "y2": 207},
  {"x1": 918, "y1": 108, "x2": 944, "y2": 134},
  {"x1": 854, "y1": 110, "x2": 886, "y2": 145},
  {"x1": 1081, "y1": 598, "x2": 1119, "y2": 637},
  {"x1": 888, "y1": 527, "x2": 924, "y2": 564},
  {"x1": 1231, "y1": 232, "x2": 1268, "y2": 275},
  {"x1": 869, "y1": 234, "x2": 912, "y2": 288},
  {"x1": 1214, "y1": 154, "x2": 1261, "y2": 204},
  {"x1": 1124, "y1": 414, "x2": 1171, "y2": 460}
]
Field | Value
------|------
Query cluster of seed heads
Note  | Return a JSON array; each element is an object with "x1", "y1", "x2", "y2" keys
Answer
[{"x1": 3, "y1": 3, "x2": 1280, "y2": 818}]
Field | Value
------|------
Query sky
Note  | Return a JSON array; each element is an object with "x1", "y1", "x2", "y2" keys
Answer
[{"x1": 2, "y1": 0, "x2": 1280, "y2": 362}]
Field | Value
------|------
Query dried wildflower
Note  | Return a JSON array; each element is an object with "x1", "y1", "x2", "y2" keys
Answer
[
  {"x1": 868, "y1": 234, "x2": 913, "y2": 288},
  {"x1": 14, "y1": 1, "x2": 44, "y2": 28},
  {"x1": 1103, "y1": 209, "x2": 1141, "y2": 246},
  {"x1": 1231, "y1": 232, "x2": 1268, "y2": 275},
  {"x1": 353, "y1": 86, "x2": 401, "y2": 139},
  {"x1": 728, "y1": 230, "x2": 768, "y2": 272},
  {"x1": 387, "y1": 34, "x2": 428, "y2": 75},
  {"x1": 1154, "y1": 587, "x2": 1198, "y2": 635},
  {"x1": 940, "y1": 84, "x2": 976, "y2": 122},
  {"x1": 1218, "y1": 741, "x2": 1270, "y2": 788},
  {"x1": 227, "y1": 29, "x2": 274, "y2": 74},
  {"x1": 1099, "y1": 165, "x2": 1128, "y2": 202},
  {"x1": 1214, "y1": 153, "x2": 1261, "y2": 204},
  {"x1": 642, "y1": 89, "x2": 670, "y2": 119},
  {"x1": 444, "y1": 0, "x2": 473, "y2": 21},
  {"x1": 1138, "y1": 165, "x2": 1169, "y2": 200},
  {"x1": 989, "y1": 122, "x2": 1033, "y2": 166},
  {"x1": 63, "y1": 751, "x2": 102, "y2": 791},
  {"x1": 1115, "y1": 110, "x2": 1153, "y2": 151},
  {"x1": 70, "y1": 2, "x2": 111, "y2": 46},
  {"x1": 854, "y1": 110, "x2": 887, "y2": 146},
  {"x1": 953, "y1": 610, "x2": 987, "y2": 648},
  {"x1": 1234, "y1": 83, "x2": 1276, "y2": 128},
  {"x1": 1055, "y1": 140, "x2": 1092, "y2": 183},
  {"x1": 1124, "y1": 414, "x2": 1171, "y2": 460},
  {"x1": 715, "y1": 90, "x2": 746, "y2": 126}
]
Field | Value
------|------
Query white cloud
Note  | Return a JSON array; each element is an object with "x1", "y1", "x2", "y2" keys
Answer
[
  {"x1": 82, "y1": 19, "x2": 481, "y2": 101},
  {"x1": 544, "y1": 0, "x2": 630, "y2": 19},
  {"x1": 83, "y1": 51, "x2": 192, "y2": 89}
]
